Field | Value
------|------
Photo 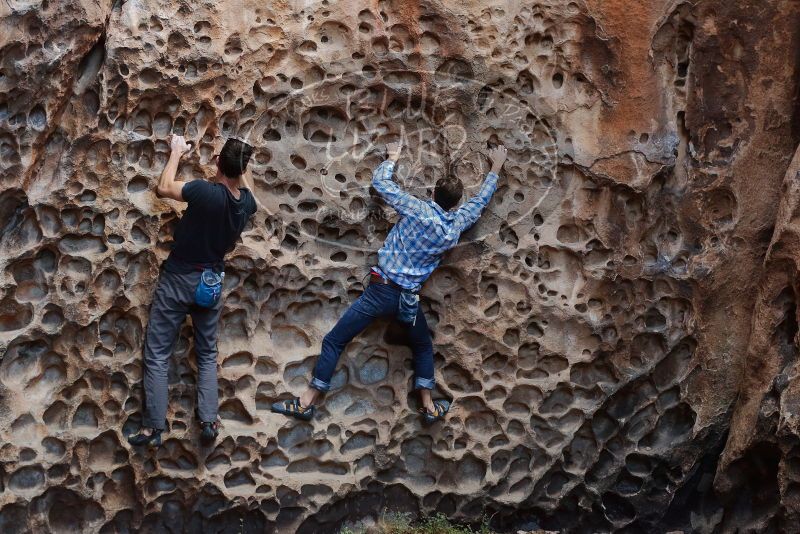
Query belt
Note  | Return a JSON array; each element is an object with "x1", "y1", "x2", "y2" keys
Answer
[{"x1": 370, "y1": 270, "x2": 405, "y2": 291}]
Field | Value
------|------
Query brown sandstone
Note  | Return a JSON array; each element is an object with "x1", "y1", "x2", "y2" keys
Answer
[{"x1": 1, "y1": 0, "x2": 800, "y2": 532}]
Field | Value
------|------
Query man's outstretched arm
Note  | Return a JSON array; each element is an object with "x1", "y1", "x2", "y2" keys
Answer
[
  {"x1": 238, "y1": 166, "x2": 265, "y2": 214},
  {"x1": 156, "y1": 134, "x2": 192, "y2": 201},
  {"x1": 371, "y1": 140, "x2": 429, "y2": 218},
  {"x1": 453, "y1": 145, "x2": 508, "y2": 232}
]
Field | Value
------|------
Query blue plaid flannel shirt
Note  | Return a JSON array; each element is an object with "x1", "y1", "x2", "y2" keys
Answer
[{"x1": 371, "y1": 160, "x2": 499, "y2": 291}]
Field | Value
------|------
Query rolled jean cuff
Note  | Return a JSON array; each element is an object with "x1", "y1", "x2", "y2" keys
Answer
[
  {"x1": 310, "y1": 376, "x2": 331, "y2": 392},
  {"x1": 414, "y1": 377, "x2": 435, "y2": 390}
]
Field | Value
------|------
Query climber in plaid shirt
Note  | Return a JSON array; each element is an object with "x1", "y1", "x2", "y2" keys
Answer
[
  {"x1": 273, "y1": 140, "x2": 508, "y2": 423},
  {"x1": 371, "y1": 154, "x2": 503, "y2": 291}
]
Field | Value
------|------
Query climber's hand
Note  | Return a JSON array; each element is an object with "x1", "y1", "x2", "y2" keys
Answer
[
  {"x1": 489, "y1": 145, "x2": 508, "y2": 174},
  {"x1": 387, "y1": 140, "x2": 403, "y2": 162},
  {"x1": 170, "y1": 134, "x2": 192, "y2": 157},
  {"x1": 157, "y1": 135, "x2": 191, "y2": 202}
]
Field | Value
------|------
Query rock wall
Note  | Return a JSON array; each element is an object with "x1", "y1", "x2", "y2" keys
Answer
[{"x1": 1, "y1": 0, "x2": 800, "y2": 532}]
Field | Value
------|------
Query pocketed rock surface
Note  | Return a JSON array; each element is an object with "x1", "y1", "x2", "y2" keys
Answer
[{"x1": 1, "y1": 0, "x2": 800, "y2": 532}]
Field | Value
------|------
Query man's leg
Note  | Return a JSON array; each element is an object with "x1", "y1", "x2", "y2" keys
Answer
[
  {"x1": 292, "y1": 283, "x2": 397, "y2": 409},
  {"x1": 300, "y1": 284, "x2": 394, "y2": 405},
  {"x1": 407, "y1": 307, "x2": 437, "y2": 414},
  {"x1": 142, "y1": 271, "x2": 190, "y2": 431},
  {"x1": 189, "y1": 296, "x2": 224, "y2": 424}
]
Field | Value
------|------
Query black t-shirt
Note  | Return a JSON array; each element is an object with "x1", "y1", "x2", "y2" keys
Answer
[{"x1": 165, "y1": 180, "x2": 257, "y2": 273}]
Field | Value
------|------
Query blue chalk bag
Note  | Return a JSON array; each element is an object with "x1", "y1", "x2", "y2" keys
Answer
[{"x1": 194, "y1": 269, "x2": 224, "y2": 308}]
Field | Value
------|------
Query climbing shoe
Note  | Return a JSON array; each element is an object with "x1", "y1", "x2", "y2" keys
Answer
[
  {"x1": 420, "y1": 400, "x2": 451, "y2": 424},
  {"x1": 127, "y1": 428, "x2": 162, "y2": 448},
  {"x1": 200, "y1": 421, "x2": 219, "y2": 445},
  {"x1": 271, "y1": 398, "x2": 316, "y2": 421}
]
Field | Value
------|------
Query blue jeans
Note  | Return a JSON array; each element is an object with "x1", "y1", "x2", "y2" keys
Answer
[{"x1": 310, "y1": 282, "x2": 435, "y2": 391}]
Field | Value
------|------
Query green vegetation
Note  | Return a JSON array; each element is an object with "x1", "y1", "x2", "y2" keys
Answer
[{"x1": 339, "y1": 512, "x2": 497, "y2": 534}]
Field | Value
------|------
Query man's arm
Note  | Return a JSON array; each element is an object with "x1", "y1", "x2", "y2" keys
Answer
[
  {"x1": 156, "y1": 134, "x2": 191, "y2": 201},
  {"x1": 371, "y1": 140, "x2": 430, "y2": 218},
  {"x1": 240, "y1": 170, "x2": 254, "y2": 193},
  {"x1": 453, "y1": 145, "x2": 508, "y2": 232},
  {"x1": 238, "y1": 169, "x2": 264, "y2": 214}
]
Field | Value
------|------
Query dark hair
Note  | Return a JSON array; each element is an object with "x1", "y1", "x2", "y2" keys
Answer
[
  {"x1": 433, "y1": 176, "x2": 463, "y2": 211},
  {"x1": 217, "y1": 138, "x2": 253, "y2": 178}
]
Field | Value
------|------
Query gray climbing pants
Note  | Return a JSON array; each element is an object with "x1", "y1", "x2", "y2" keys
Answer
[{"x1": 142, "y1": 268, "x2": 223, "y2": 430}]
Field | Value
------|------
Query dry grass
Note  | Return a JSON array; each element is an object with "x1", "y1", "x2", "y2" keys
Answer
[{"x1": 339, "y1": 512, "x2": 497, "y2": 534}]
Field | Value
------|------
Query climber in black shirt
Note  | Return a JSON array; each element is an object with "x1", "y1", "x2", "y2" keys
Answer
[{"x1": 128, "y1": 135, "x2": 257, "y2": 448}]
